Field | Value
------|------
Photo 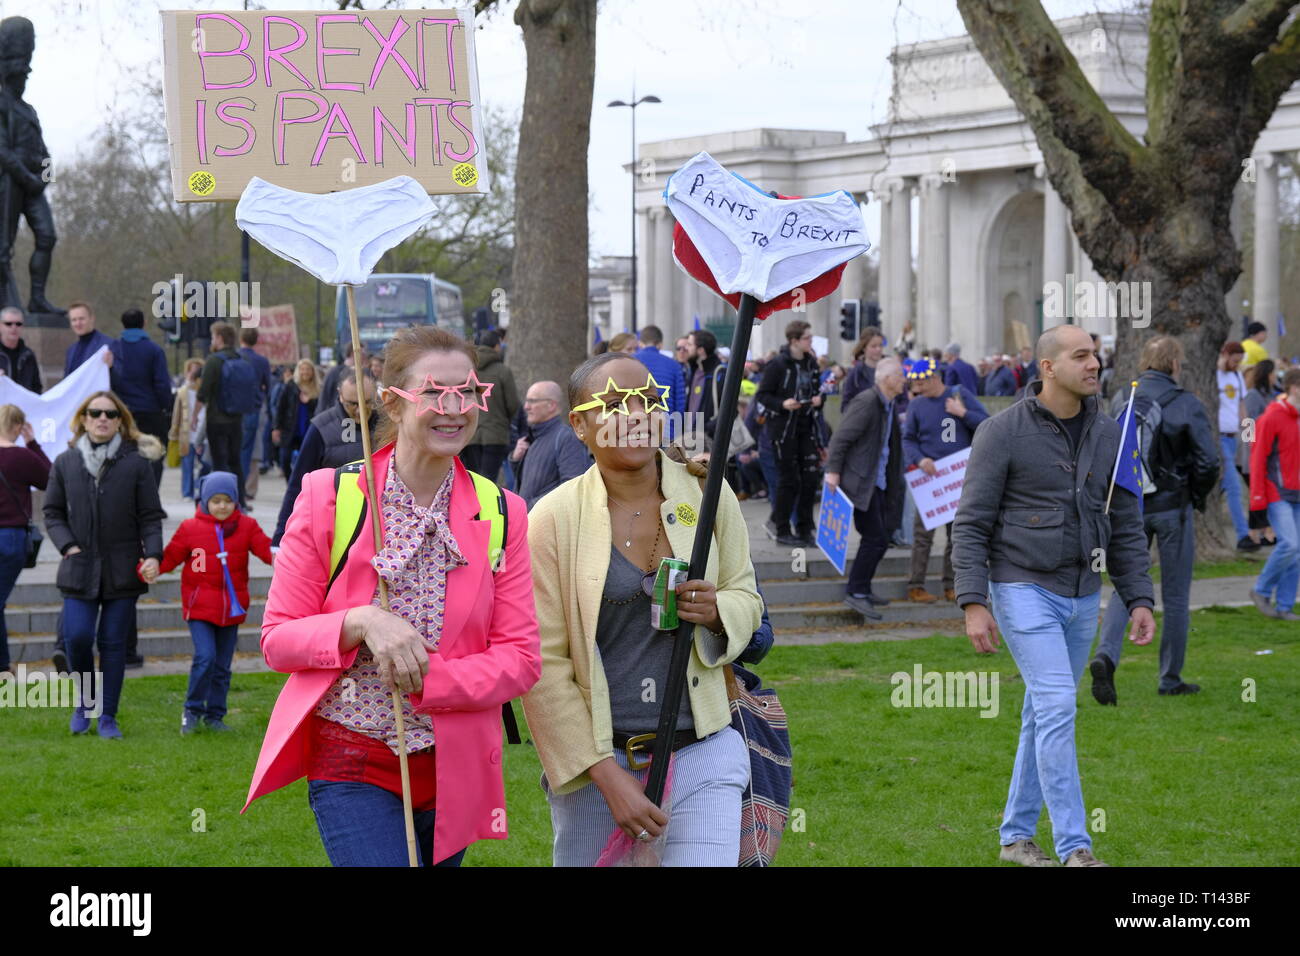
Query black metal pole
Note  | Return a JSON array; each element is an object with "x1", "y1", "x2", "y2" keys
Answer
[
  {"x1": 630, "y1": 102, "x2": 638, "y2": 335},
  {"x1": 644, "y1": 292, "x2": 757, "y2": 805}
]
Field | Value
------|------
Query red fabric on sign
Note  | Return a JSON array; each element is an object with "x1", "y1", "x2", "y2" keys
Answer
[{"x1": 670, "y1": 195, "x2": 848, "y2": 320}]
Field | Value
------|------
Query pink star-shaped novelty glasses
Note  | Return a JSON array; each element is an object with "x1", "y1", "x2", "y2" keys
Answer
[{"x1": 388, "y1": 369, "x2": 495, "y2": 415}]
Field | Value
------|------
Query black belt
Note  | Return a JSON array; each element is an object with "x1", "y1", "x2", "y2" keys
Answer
[{"x1": 613, "y1": 729, "x2": 700, "y2": 770}]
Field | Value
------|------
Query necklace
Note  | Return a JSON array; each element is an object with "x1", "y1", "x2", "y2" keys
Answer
[
  {"x1": 607, "y1": 495, "x2": 643, "y2": 549},
  {"x1": 602, "y1": 520, "x2": 663, "y2": 606}
]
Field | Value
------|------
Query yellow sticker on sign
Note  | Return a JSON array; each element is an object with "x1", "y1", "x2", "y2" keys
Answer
[
  {"x1": 188, "y1": 171, "x2": 216, "y2": 196},
  {"x1": 675, "y1": 504, "x2": 697, "y2": 527},
  {"x1": 452, "y1": 163, "x2": 478, "y2": 188}
]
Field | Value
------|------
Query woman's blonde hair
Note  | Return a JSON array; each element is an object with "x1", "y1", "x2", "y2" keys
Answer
[
  {"x1": 295, "y1": 359, "x2": 321, "y2": 400},
  {"x1": 68, "y1": 390, "x2": 141, "y2": 445},
  {"x1": 0, "y1": 404, "x2": 26, "y2": 435},
  {"x1": 609, "y1": 332, "x2": 638, "y2": 354},
  {"x1": 184, "y1": 357, "x2": 204, "y2": 380}
]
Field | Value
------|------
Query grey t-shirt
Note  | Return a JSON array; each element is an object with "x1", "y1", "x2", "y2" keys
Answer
[{"x1": 595, "y1": 545, "x2": 694, "y2": 735}]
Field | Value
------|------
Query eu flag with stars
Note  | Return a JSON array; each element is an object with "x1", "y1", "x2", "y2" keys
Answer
[{"x1": 1113, "y1": 394, "x2": 1144, "y2": 515}]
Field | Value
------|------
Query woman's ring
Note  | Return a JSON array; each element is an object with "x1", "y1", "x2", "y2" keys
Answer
[
  {"x1": 636, "y1": 829, "x2": 651, "y2": 842},
  {"x1": 691, "y1": 590, "x2": 696, "y2": 603}
]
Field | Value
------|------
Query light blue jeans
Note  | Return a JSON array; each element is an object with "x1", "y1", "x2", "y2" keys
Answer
[
  {"x1": 545, "y1": 726, "x2": 749, "y2": 867},
  {"x1": 1220, "y1": 435, "x2": 1249, "y2": 540},
  {"x1": 1255, "y1": 500, "x2": 1300, "y2": 613},
  {"x1": 989, "y1": 581, "x2": 1100, "y2": 861}
]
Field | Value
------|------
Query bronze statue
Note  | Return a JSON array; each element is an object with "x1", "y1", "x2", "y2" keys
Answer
[{"x1": 0, "y1": 16, "x2": 60, "y2": 315}]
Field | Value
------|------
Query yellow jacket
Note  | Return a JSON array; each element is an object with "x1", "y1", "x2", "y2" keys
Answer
[{"x1": 523, "y1": 451, "x2": 763, "y2": 795}]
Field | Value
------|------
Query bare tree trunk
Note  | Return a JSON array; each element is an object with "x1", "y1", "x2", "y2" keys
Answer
[
  {"x1": 956, "y1": 0, "x2": 1300, "y2": 561},
  {"x1": 509, "y1": 0, "x2": 597, "y2": 391}
]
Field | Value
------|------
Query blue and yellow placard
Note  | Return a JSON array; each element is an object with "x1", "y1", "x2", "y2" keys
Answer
[{"x1": 816, "y1": 481, "x2": 854, "y2": 574}]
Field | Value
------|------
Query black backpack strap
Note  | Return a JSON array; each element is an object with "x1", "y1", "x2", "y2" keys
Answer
[{"x1": 501, "y1": 701, "x2": 523, "y2": 745}]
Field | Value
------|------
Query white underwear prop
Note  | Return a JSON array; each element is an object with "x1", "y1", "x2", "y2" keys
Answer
[
  {"x1": 235, "y1": 175, "x2": 436, "y2": 286},
  {"x1": 664, "y1": 151, "x2": 869, "y2": 302}
]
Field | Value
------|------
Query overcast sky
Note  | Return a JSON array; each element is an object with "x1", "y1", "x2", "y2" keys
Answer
[{"x1": 7, "y1": 0, "x2": 1114, "y2": 261}]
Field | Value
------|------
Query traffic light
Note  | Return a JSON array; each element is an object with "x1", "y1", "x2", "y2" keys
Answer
[
  {"x1": 839, "y1": 299, "x2": 861, "y2": 341},
  {"x1": 864, "y1": 300, "x2": 881, "y2": 328}
]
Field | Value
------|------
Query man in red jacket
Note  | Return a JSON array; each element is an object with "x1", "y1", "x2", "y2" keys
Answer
[
  {"x1": 151, "y1": 472, "x2": 273, "y2": 732},
  {"x1": 1248, "y1": 367, "x2": 1300, "y2": 620}
]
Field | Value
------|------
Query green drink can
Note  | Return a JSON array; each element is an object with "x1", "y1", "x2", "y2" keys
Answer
[{"x1": 650, "y1": 557, "x2": 690, "y2": 631}]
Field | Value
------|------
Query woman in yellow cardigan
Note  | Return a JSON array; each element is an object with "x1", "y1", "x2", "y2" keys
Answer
[{"x1": 523, "y1": 352, "x2": 763, "y2": 866}]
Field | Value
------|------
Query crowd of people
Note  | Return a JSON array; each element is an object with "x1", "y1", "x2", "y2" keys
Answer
[{"x1": 0, "y1": 296, "x2": 1294, "y2": 869}]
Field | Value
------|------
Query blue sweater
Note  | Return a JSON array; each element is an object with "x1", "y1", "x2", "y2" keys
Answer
[
  {"x1": 944, "y1": 357, "x2": 979, "y2": 395},
  {"x1": 111, "y1": 329, "x2": 173, "y2": 414},
  {"x1": 64, "y1": 329, "x2": 116, "y2": 378},
  {"x1": 985, "y1": 365, "x2": 1018, "y2": 397},
  {"x1": 902, "y1": 385, "x2": 989, "y2": 466},
  {"x1": 634, "y1": 346, "x2": 687, "y2": 417}
]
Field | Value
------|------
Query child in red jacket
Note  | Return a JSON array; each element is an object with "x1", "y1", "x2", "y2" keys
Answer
[{"x1": 154, "y1": 472, "x2": 273, "y2": 734}]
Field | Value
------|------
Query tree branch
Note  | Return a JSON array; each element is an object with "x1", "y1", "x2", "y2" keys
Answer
[
  {"x1": 1221, "y1": 0, "x2": 1296, "y2": 48},
  {"x1": 1246, "y1": 12, "x2": 1300, "y2": 143}
]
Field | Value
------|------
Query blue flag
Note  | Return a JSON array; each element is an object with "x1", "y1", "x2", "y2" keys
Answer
[
  {"x1": 593, "y1": 324, "x2": 603, "y2": 347},
  {"x1": 693, "y1": 315, "x2": 700, "y2": 331},
  {"x1": 1112, "y1": 391, "x2": 1144, "y2": 515}
]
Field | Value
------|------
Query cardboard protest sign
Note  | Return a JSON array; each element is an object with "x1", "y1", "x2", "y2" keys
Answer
[
  {"x1": 161, "y1": 8, "x2": 488, "y2": 202},
  {"x1": 905, "y1": 447, "x2": 971, "y2": 531},
  {"x1": 242, "y1": 303, "x2": 300, "y2": 365}
]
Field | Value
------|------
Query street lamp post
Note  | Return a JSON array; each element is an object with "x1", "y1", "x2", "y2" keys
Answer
[{"x1": 608, "y1": 93, "x2": 660, "y2": 334}]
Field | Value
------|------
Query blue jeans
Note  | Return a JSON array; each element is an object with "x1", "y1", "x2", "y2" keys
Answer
[
  {"x1": 63, "y1": 596, "x2": 137, "y2": 718},
  {"x1": 0, "y1": 526, "x2": 27, "y2": 671},
  {"x1": 185, "y1": 619, "x2": 239, "y2": 720},
  {"x1": 989, "y1": 582, "x2": 1100, "y2": 860},
  {"x1": 1255, "y1": 499, "x2": 1300, "y2": 613},
  {"x1": 898, "y1": 486, "x2": 916, "y2": 545},
  {"x1": 1097, "y1": 505, "x2": 1193, "y2": 690},
  {"x1": 307, "y1": 779, "x2": 468, "y2": 867},
  {"x1": 758, "y1": 442, "x2": 795, "y2": 528},
  {"x1": 181, "y1": 447, "x2": 199, "y2": 499},
  {"x1": 240, "y1": 410, "x2": 260, "y2": 482},
  {"x1": 1220, "y1": 435, "x2": 1249, "y2": 539}
]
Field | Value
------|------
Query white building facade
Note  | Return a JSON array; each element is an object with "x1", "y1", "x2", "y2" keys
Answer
[{"x1": 626, "y1": 13, "x2": 1300, "y2": 362}]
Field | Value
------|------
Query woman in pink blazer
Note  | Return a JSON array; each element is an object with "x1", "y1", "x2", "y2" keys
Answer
[{"x1": 243, "y1": 326, "x2": 541, "y2": 866}]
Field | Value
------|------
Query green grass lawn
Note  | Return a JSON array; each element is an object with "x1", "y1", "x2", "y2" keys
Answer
[{"x1": 2, "y1": 606, "x2": 1295, "y2": 866}]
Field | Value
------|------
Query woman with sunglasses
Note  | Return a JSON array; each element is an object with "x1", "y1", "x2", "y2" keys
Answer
[
  {"x1": 246, "y1": 326, "x2": 541, "y2": 866},
  {"x1": 523, "y1": 352, "x2": 763, "y2": 866},
  {"x1": 43, "y1": 391, "x2": 166, "y2": 738}
]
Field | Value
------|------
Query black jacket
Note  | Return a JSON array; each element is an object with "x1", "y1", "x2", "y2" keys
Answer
[
  {"x1": 755, "y1": 346, "x2": 821, "y2": 445},
  {"x1": 686, "y1": 353, "x2": 726, "y2": 438},
  {"x1": 274, "y1": 382, "x2": 319, "y2": 443},
  {"x1": 1124, "y1": 370, "x2": 1220, "y2": 513},
  {"x1": 0, "y1": 339, "x2": 42, "y2": 393},
  {"x1": 43, "y1": 437, "x2": 166, "y2": 600}
]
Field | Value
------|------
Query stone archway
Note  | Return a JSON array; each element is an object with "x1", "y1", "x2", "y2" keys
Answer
[{"x1": 983, "y1": 190, "x2": 1044, "y2": 357}]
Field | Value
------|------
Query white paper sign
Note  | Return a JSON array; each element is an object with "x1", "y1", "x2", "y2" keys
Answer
[
  {"x1": 905, "y1": 446, "x2": 971, "y2": 530},
  {"x1": 811, "y1": 335, "x2": 829, "y2": 359}
]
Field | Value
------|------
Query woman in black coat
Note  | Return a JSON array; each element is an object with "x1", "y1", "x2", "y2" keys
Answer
[
  {"x1": 271, "y1": 359, "x2": 319, "y2": 478},
  {"x1": 43, "y1": 391, "x2": 166, "y2": 738}
]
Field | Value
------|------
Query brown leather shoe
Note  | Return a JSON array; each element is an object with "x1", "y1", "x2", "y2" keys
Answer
[
  {"x1": 944, "y1": 588, "x2": 957, "y2": 602},
  {"x1": 907, "y1": 587, "x2": 937, "y2": 603}
]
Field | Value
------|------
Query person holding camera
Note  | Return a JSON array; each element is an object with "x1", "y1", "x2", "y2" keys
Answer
[{"x1": 756, "y1": 320, "x2": 825, "y2": 548}]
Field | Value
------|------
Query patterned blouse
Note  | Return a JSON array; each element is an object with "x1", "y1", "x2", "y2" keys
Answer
[{"x1": 314, "y1": 462, "x2": 466, "y2": 755}]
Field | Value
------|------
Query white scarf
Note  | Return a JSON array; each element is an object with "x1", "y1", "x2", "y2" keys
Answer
[{"x1": 76, "y1": 432, "x2": 122, "y2": 482}]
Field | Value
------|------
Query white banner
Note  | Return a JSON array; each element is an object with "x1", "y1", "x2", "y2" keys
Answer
[
  {"x1": 905, "y1": 446, "x2": 971, "y2": 531},
  {"x1": 0, "y1": 346, "x2": 112, "y2": 452}
]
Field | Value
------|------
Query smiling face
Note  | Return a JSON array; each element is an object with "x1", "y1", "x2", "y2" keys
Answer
[
  {"x1": 83, "y1": 395, "x2": 122, "y2": 442},
  {"x1": 571, "y1": 357, "x2": 663, "y2": 469},
  {"x1": 383, "y1": 349, "x2": 480, "y2": 460},
  {"x1": 68, "y1": 306, "x2": 94, "y2": 337}
]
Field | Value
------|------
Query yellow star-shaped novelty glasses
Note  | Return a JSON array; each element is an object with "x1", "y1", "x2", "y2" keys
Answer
[{"x1": 572, "y1": 373, "x2": 671, "y2": 419}]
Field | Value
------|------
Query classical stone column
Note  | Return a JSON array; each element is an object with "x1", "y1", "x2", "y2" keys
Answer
[
  {"x1": 652, "y1": 208, "x2": 675, "y2": 336},
  {"x1": 1254, "y1": 152, "x2": 1280, "y2": 358},
  {"x1": 885, "y1": 177, "x2": 913, "y2": 339},
  {"x1": 1041, "y1": 174, "x2": 1071, "y2": 330},
  {"x1": 918, "y1": 174, "x2": 950, "y2": 353},
  {"x1": 876, "y1": 188, "x2": 890, "y2": 333}
]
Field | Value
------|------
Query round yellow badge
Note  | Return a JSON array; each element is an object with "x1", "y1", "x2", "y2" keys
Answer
[
  {"x1": 675, "y1": 504, "x2": 697, "y2": 526},
  {"x1": 188, "y1": 171, "x2": 216, "y2": 196},
  {"x1": 452, "y1": 163, "x2": 478, "y2": 188}
]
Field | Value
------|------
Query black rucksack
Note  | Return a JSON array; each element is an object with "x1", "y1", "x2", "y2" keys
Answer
[{"x1": 1127, "y1": 390, "x2": 1180, "y2": 494}]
